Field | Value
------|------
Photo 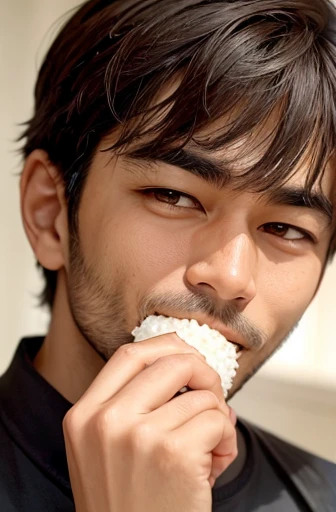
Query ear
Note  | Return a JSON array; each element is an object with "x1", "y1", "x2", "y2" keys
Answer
[{"x1": 20, "y1": 150, "x2": 69, "y2": 271}]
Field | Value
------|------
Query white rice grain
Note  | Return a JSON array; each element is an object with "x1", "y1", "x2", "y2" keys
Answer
[{"x1": 132, "y1": 315, "x2": 239, "y2": 398}]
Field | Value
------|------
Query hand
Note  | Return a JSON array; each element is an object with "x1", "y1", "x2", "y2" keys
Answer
[{"x1": 63, "y1": 334, "x2": 238, "y2": 512}]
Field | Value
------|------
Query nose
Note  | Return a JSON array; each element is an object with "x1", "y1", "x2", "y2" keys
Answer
[{"x1": 186, "y1": 232, "x2": 257, "y2": 306}]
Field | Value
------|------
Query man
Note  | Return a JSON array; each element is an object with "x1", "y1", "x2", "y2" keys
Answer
[{"x1": 1, "y1": 0, "x2": 336, "y2": 510}]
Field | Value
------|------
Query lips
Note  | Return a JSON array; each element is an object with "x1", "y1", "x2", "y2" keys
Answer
[
  {"x1": 133, "y1": 314, "x2": 240, "y2": 397},
  {"x1": 231, "y1": 342, "x2": 243, "y2": 359},
  {"x1": 151, "y1": 312, "x2": 247, "y2": 353},
  {"x1": 200, "y1": 321, "x2": 246, "y2": 351},
  {"x1": 149, "y1": 311, "x2": 245, "y2": 362}
]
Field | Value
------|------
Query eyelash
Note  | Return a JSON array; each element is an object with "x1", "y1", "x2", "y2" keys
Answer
[
  {"x1": 260, "y1": 223, "x2": 315, "y2": 243},
  {"x1": 141, "y1": 188, "x2": 204, "y2": 211},
  {"x1": 140, "y1": 188, "x2": 315, "y2": 242}
]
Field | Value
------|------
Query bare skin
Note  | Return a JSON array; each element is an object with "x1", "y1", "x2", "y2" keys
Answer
[{"x1": 21, "y1": 139, "x2": 335, "y2": 510}]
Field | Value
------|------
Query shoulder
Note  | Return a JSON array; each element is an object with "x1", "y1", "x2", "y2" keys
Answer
[
  {"x1": 240, "y1": 418, "x2": 336, "y2": 511},
  {"x1": 247, "y1": 419, "x2": 335, "y2": 471},
  {"x1": 0, "y1": 418, "x2": 22, "y2": 510}
]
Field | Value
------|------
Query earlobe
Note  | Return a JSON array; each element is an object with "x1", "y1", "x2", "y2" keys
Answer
[{"x1": 20, "y1": 149, "x2": 68, "y2": 271}]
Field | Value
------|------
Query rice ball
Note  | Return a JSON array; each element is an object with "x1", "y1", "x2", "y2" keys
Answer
[{"x1": 132, "y1": 315, "x2": 239, "y2": 398}]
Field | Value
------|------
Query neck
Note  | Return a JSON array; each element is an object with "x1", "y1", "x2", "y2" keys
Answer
[{"x1": 33, "y1": 272, "x2": 105, "y2": 404}]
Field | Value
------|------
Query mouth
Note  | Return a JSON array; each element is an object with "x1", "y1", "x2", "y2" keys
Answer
[
  {"x1": 134, "y1": 313, "x2": 243, "y2": 397},
  {"x1": 148, "y1": 311, "x2": 245, "y2": 359},
  {"x1": 231, "y1": 342, "x2": 243, "y2": 359}
]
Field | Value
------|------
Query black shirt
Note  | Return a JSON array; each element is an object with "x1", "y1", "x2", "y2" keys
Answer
[{"x1": 0, "y1": 338, "x2": 335, "y2": 511}]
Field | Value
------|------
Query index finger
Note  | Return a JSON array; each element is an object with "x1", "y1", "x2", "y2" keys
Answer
[{"x1": 77, "y1": 333, "x2": 207, "y2": 407}]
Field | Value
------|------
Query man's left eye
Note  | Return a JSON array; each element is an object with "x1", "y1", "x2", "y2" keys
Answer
[{"x1": 261, "y1": 223, "x2": 311, "y2": 241}]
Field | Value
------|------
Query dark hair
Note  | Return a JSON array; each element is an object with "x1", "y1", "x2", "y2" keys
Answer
[{"x1": 20, "y1": 0, "x2": 336, "y2": 308}]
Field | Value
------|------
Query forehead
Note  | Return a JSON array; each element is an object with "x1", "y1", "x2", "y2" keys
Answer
[{"x1": 287, "y1": 156, "x2": 336, "y2": 198}]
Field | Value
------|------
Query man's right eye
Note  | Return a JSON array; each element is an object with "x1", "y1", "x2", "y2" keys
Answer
[{"x1": 141, "y1": 188, "x2": 204, "y2": 211}]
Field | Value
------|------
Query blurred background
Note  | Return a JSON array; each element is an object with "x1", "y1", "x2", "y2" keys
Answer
[{"x1": 1, "y1": 0, "x2": 335, "y2": 462}]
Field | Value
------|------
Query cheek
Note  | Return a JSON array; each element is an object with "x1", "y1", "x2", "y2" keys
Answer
[
  {"x1": 86, "y1": 211, "x2": 191, "y2": 288},
  {"x1": 261, "y1": 255, "x2": 323, "y2": 328}
]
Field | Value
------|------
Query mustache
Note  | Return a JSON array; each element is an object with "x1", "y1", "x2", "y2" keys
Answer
[{"x1": 139, "y1": 292, "x2": 267, "y2": 350}]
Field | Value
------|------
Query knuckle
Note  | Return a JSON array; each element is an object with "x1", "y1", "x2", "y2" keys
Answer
[
  {"x1": 92, "y1": 406, "x2": 121, "y2": 437},
  {"x1": 173, "y1": 353, "x2": 199, "y2": 370},
  {"x1": 93, "y1": 411, "x2": 110, "y2": 437},
  {"x1": 157, "y1": 353, "x2": 183, "y2": 371},
  {"x1": 174, "y1": 390, "x2": 218, "y2": 418},
  {"x1": 118, "y1": 342, "x2": 139, "y2": 358},
  {"x1": 209, "y1": 369, "x2": 222, "y2": 389},
  {"x1": 175, "y1": 397, "x2": 193, "y2": 417},
  {"x1": 187, "y1": 352, "x2": 203, "y2": 364},
  {"x1": 190, "y1": 347, "x2": 207, "y2": 361},
  {"x1": 155, "y1": 437, "x2": 190, "y2": 475},
  {"x1": 159, "y1": 436, "x2": 180, "y2": 459},
  {"x1": 130, "y1": 422, "x2": 156, "y2": 450},
  {"x1": 62, "y1": 406, "x2": 83, "y2": 434},
  {"x1": 194, "y1": 389, "x2": 220, "y2": 408}
]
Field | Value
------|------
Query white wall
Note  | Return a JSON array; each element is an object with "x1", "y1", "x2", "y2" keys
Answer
[
  {"x1": 1, "y1": 0, "x2": 335, "y2": 462},
  {"x1": 0, "y1": 0, "x2": 81, "y2": 370}
]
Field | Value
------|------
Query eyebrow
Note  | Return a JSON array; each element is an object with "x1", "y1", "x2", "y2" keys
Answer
[
  {"x1": 153, "y1": 148, "x2": 230, "y2": 189},
  {"x1": 129, "y1": 148, "x2": 334, "y2": 224},
  {"x1": 264, "y1": 188, "x2": 333, "y2": 226}
]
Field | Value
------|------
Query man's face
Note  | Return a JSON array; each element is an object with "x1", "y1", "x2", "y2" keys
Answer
[{"x1": 66, "y1": 138, "x2": 334, "y2": 400}]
